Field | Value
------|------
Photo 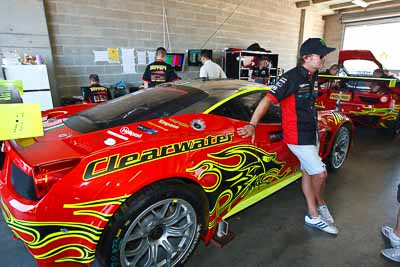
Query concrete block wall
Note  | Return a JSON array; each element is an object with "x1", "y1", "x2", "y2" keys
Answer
[
  {"x1": 323, "y1": 14, "x2": 343, "y2": 69},
  {"x1": 303, "y1": 7, "x2": 325, "y2": 41},
  {"x1": 0, "y1": 0, "x2": 58, "y2": 102},
  {"x1": 44, "y1": 0, "x2": 326, "y2": 99}
]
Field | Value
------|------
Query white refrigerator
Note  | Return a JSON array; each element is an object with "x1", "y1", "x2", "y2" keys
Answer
[{"x1": 3, "y1": 64, "x2": 54, "y2": 111}]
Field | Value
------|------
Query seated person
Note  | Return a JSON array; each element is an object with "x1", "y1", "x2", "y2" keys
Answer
[
  {"x1": 369, "y1": 68, "x2": 390, "y2": 94},
  {"x1": 318, "y1": 64, "x2": 340, "y2": 89},
  {"x1": 82, "y1": 74, "x2": 111, "y2": 103},
  {"x1": 252, "y1": 55, "x2": 270, "y2": 84}
]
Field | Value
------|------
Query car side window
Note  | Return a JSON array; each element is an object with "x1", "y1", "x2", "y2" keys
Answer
[{"x1": 210, "y1": 91, "x2": 282, "y2": 123}]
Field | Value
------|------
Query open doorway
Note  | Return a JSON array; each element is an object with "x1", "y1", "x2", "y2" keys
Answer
[{"x1": 343, "y1": 21, "x2": 400, "y2": 77}]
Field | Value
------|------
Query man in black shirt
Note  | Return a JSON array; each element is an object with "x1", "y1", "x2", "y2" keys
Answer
[
  {"x1": 238, "y1": 38, "x2": 338, "y2": 235},
  {"x1": 143, "y1": 47, "x2": 180, "y2": 88},
  {"x1": 82, "y1": 74, "x2": 111, "y2": 103}
]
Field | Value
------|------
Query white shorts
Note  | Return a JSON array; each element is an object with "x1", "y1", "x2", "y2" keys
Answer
[{"x1": 287, "y1": 144, "x2": 326, "y2": 175}]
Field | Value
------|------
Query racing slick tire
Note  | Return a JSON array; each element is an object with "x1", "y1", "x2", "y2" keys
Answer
[
  {"x1": 327, "y1": 126, "x2": 351, "y2": 172},
  {"x1": 97, "y1": 180, "x2": 207, "y2": 267}
]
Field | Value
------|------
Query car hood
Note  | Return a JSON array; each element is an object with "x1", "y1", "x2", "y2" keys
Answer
[{"x1": 338, "y1": 50, "x2": 382, "y2": 69}]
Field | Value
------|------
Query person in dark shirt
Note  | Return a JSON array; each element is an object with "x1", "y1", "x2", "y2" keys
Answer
[
  {"x1": 318, "y1": 64, "x2": 340, "y2": 89},
  {"x1": 82, "y1": 74, "x2": 111, "y2": 103},
  {"x1": 369, "y1": 68, "x2": 390, "y2": 94},
  {"x1": 143, "y1": 47, "x2": 180, "y2": 88},
  {"x1": 238, "y1": 38, "x2": 339, "y2": 235},
  {"x1": 252, "y1": 55, "x2": 270, "y2": 84}
]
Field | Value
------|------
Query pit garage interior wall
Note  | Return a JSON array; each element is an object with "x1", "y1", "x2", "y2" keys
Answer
[
  {"x1": 322, "y1": 14, "x2": 342, "y2": 69},
  {"x1": 2, "y1": 0, "x2": 328, "y2": 102},
  {"x1": 44, "y1": 0, "x2": 329, "y2": 99},
  {"x1": 0, "y1": 0, "x2": 58, "y2": 103}
]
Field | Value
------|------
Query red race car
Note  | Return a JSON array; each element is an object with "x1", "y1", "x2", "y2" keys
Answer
[
  {"x1": 317, "y1": 50, "x2": 400, "y2": 136},
  {"x1": 1, "y1": 80, "x2": 353, "y2": 267}
]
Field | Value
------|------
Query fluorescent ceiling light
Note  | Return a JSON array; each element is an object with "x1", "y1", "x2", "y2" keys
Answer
[{"x1": 352, "y1": 0, "x2": 369, "y2": 8}]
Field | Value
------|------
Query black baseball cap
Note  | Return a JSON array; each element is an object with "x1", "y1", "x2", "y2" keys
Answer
[{"x1": 300, "y1": 38, "x2": 335, "y2": 57}]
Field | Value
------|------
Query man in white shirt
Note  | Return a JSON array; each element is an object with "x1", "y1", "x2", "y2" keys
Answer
[{"x1": 199, "y1": 50, "x2": 227, "y2": 79}]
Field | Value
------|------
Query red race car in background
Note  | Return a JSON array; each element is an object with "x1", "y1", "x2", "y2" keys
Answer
[
  {"x1": 317, "y1": 50, "x2": 400, "y2": 136},
  {"x1": 1, "y1": 80, "x2": 353, "y2": 267}
]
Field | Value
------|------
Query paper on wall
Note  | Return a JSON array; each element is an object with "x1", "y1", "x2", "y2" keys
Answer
[
  {"x1": 0, "y1": 103, "x2": 44, "y2": 140},
  {"x1": 137, "y1": 51, "x2": 147, "y2": 65},
  {"x1": 94, "y1": 51, "x2": 109, "y2": 62},
  {"x1": 147, "y1": 51, "x2": 156, "y2": 64},
  {"x1": 108, "y1": 48, "x2": 119, "y2": 63},
  {"x1": 121, "y1": 48, "x2": 136, "y2": 74}
]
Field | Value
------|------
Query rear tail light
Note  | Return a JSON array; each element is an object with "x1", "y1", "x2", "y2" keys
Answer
[{"x1": 33, "y1": 158, "x2": 80, "y2": 198}]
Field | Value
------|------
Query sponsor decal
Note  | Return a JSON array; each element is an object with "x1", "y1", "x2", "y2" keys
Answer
[
  {"x1": 1, "y1": 196, "x2": 128, "y2": 264},
  {"x1": 169, "y1": 118, "x2": 189, "y2": 128},
  {"x1": 149, "y1": 65, "x2": 167, "y2": 71},
  {"x1": 120, "y1": 127, "x2": 142, "y2": 138},
  {"x1": 190, "y1": 119, "x2": 206, "y2": 131},
  {"x1": 104, "y1": 138, "x2": 116, "y2": 146},
  {"x1": 148, "y1": 122, "x2": 168, "y2": 131},
  {"x1": 329, "y1": 93, "x2": 351, "y2": 101},
  {"x1": 186, "y1": 145, "x2": 290, "y2": 228},
  {"x1": 44, "y1": 121, "x2": 65, "y2": 132},
  {"x1": 137, "y1": 124, "x2": 158, "y2": 135},
  {"x1": 270, "y1": 76, "x2": 287, "y2": 93},
  {"x1": 83, "y1": 133, "x2": 234, "y2": 180},
  {"x1": 159, "y1": 119, "x2": 179, "y2": 129},
  {"x1": 107, "y1": 130, "x2": 128, "y2": 141},
  {"x1": 58, "y1": 133, "x2": 72, "y2": 138}
]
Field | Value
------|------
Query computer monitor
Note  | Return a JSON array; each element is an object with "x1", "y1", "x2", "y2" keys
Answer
[
  {"x1": 165, "y1": 53, "x2": 185, "y2": 71},
  {"x1": 188, "y1": 49, "x2": 213, "y2": 66}
]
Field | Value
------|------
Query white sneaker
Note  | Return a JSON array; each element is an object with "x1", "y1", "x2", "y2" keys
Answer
[
  {"x1": 381, "y1": 225, "x2": 400, "y2": 248},
  {"x1": 382, "y1": 248, "x2": 400, "y2": 262},
  {"x1": 304, "y1": 214, "x2": 338, "y2": 235},
  {"x1": 318, "y1": 204, "x2": 335, "y2": 225}
]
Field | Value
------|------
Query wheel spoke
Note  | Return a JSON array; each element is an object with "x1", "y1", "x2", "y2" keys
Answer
[
  {"x1": 161, "y1": 238, "x2": 175, "y2": 259},
  {"x1": 150, "y1": 202, "x2": 171, "y2": 220},
  {"x1": 162, "y1": 203, "x2": 183, "y2": 224},
  {"x1": 148, "y1": 243, "x2": 159, "y2": 266},
  {"x1": 126, "y1": 240, "x2": 149, "y2": 265},
  {"x1": 126, "y1": 230, "x2": 145, "y2": 242},
  {"x1": 166, "y1": 224, "x2": 192, "y2": 238}
]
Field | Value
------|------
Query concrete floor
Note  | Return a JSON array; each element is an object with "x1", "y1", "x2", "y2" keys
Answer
[{"x1": 1, "y1": 127, "x2": 399, "y2": 267}]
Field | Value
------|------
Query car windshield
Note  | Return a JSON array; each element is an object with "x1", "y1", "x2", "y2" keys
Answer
[{"x1": 64, "y1": 85, "x2": 208, "y2": 133}]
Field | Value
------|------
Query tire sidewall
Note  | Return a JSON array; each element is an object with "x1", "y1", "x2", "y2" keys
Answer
[
  {"x1": 99, "y1": 182, "x2": 205, "y2": 267},
  {"x1": 328, "y1": 126, "x2": 350, "y2": 171}
]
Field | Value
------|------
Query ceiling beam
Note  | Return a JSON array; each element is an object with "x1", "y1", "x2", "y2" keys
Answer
[
  {"x1": 296, "y1": 1, "x2": 310, "y2": 8},
  {"x1": 311, "y1": 0, "x2": 333, "y2": 3},
  {"x1": 336, "y1": 0, "x2": 400, "y2": 13},
  {"x1": 330, "y1": 0, "x2": 395, "y2": 10}
]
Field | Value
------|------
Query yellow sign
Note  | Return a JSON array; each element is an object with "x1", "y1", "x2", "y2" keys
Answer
[
  {"x1": 0, "y1": 104, "x2": 44, "y2": 141},
  {"x1": 329, "y1": 93, "x2": 351, "y2": 101},
  {"x1": 0, "y1": 80, "x2": 24, "y2": 95},
  {"x1": 108, "y1": 48, "x2": 119, "y2": 63},
  {"x1": 389, "y1": 79, "x2": 396, "y2": 88}
]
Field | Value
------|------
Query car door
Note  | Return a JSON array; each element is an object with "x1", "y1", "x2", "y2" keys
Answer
[
  {"x1": 204, "y1": 90, "x2": 301, "y2": 220},
  {"x1": 210, "y1": 90, "x2": 299, "y2": 178}
]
